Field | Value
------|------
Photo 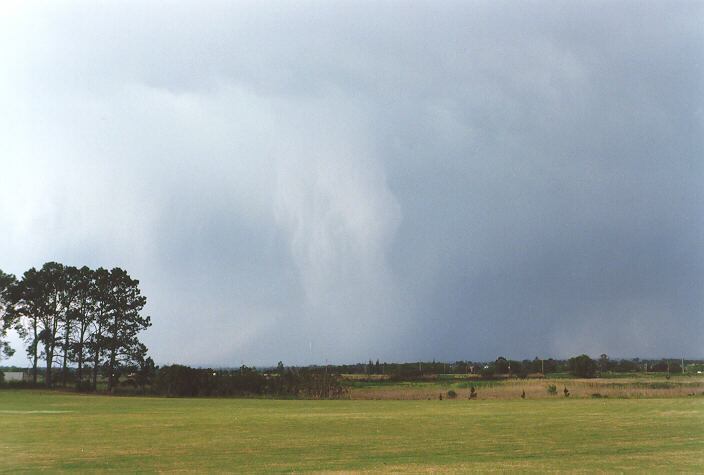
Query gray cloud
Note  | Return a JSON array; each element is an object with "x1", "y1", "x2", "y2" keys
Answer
[{"x1": 1, "y1": 1, "x2": 702, "y2": 365}]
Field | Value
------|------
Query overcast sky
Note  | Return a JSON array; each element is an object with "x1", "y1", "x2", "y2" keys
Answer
[{"x1": 1, "y1": 1, "x2": 702, "y2": 367}]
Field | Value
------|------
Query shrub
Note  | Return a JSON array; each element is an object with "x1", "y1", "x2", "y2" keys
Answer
[
  {"x1": 447, "y1": 389, "x2": 457, "y2": 399},
  {"x1": 469, "y1": 386, "x2": 477, "y2": 399},
  {"x1": 591, "y1": 393, "x2": 602, "y2": 398},
  {"x1": 547, "y1": 384, "x2": 557, "y2": 396}
]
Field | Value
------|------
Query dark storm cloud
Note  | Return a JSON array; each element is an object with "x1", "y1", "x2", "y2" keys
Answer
[{"x1": 1, "y1": 1, "x2": 702, "y2": 365}]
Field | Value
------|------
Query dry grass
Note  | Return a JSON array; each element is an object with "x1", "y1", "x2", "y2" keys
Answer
[
  {"x1": 351, "y1": 377, "x2": 704, "y2": 400},
  {"x1": 341, "y1": 373, "x2": 392, "y2": 381}
]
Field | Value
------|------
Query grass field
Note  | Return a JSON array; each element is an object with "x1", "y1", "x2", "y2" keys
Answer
[{"x1": 1, "y1": 390, "x2": 703, "y2": 472}]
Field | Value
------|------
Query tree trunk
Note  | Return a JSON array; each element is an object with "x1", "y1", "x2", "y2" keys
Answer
[
  {"x1": 107, "y1": 347, "x2": 117, "y2": 392},
  {"x1": 31, "y1": 321, "x2": 38, "y2": 384},
  {"x1": 92, "y1": 351, "x2": 99, "y2": 391},
  {"x1": 31, "y1": 350, "x2": 38, "y2": 384},
  {"x1": 45, "y1": 341, "x2": 54, "y2": 388},
  {"x1": 61, "y1": 324, "x2": 70, "y2": 387},
  {"x1": 77, "y1": 329, "x2": 86, "y2": 390}
]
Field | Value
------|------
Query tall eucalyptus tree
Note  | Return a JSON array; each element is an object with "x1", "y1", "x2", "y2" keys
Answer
[
  {"x1": 0, "y1": 269, "x2": 17, "y2": 360},
  {"x1": 103, "y1": 268, "x2": 151, "y2": 392},
  {"x1": 69, "y1": 266, "x2": 95, "y2": 389},
  {"x1": 9, "y1": 267, "x2": 46, "y2": 383}
]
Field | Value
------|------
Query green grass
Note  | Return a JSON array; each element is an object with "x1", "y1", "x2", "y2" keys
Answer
[{"x1": 1, "y1": 390, "x2": 703, "y2": 472}]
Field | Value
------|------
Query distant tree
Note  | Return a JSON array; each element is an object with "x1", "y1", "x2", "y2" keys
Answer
[
  {"x1": 568, "y1": 354, "x2": 597, "y2": 378},
  {"x1": 543, "y1": 358, "x2": 558, "y2": 373},
  {"x1": 509, "y1": 361, "x2": 523, "y2": 377},
  {"x1": 598, "y1": 354, "x2": 611, "y2": 374},
  {"x1": 615, "y1": 359, "x2": 639, "y2": 373},
  {"x1": 452, "y1": 361, "x2": 467, "y2": 374},
  {"x1": 652, "y1": 361, "x2": 668, "y2": 372},
  {"x1": 480, "y1": 365, "x2": 495, "y2": 379},
  {"x1": 133, "y1": 355, "x2": 156, "y2": 392},
  {"x1": 495, "y1": 357, "x2": 509, "y2": 374}
]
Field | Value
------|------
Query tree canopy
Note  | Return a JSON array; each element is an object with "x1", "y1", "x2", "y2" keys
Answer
[{"x1": 3, "y1": 263, "x2": 151, "y2": 390}]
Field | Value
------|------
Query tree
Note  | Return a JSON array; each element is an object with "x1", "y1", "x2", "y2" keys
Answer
[
  {"x1": 88, "y1": 267, "x2": 112, "y2": 390},
  {"x1": 543, "y1": 358, "x2": 558, "y2": 374},
  {"x1": 568, "y1": 354, "x2": 597, "y2": 378},
  {"x1": 102, "y1": 268, "x2": 151, "y2": 392},
  {"x1": 133, "y1": 354, "x2": 156, "y2": 392},
  {"x1": 58, "y1": 265, "x2": 81, "y2": 387},
  {"x1": 9, "y1": 267, "x2": 47, "y2": 384},
  {"x1": 615, "y1": 359, "x2": 639, "y2": 372},
  {"x1": 598, "y1": 354, "x2": 610, "y2": 374},
  {"x1": 35, "y1": 262, "x2": 66, "y2": 388},
  {"x1": 0, "y1": 270, "x2": 17, "y2": 360},
  {"x1": 68, "y1": 266, "x2": 95, "y2": 390},
  {"x1": 495, "y1": 357, "x2": 509, "y2": 374}
]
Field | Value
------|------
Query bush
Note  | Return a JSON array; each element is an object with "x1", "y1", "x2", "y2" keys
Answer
[
  {"x1": 591, "y1": 393, "x2": 602, "y2": 398},
  {"x1": 447, "y1": 389, "x2": 457, "y2": 399},
  {"x1": 547, "y1": 384, "x2": 557, "y2": 396}
]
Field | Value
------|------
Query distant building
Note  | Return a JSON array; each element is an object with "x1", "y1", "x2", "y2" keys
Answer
[{"x1": 3, "y1": 372, "x2": 25, "y2": 381}]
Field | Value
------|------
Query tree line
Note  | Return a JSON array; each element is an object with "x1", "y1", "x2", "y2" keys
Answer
[
  {"x1": 0, "y1": 262, "x2": 151, "y2": 391},
  {"x1": 328, "y1": 355, "x2": 689, "y2": 380},
  {"x1": 153, "y1": 363, "x2": 347, "y2": 398}
]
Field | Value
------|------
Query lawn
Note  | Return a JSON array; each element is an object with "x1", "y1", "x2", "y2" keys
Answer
[{"x1": 1, "y1": 390, "x2": 703, "y2": 472}]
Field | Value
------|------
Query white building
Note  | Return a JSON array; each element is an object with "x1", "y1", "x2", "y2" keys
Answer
[{"x1": 2, "y1": 371, "x2": 25, "y2": 382}]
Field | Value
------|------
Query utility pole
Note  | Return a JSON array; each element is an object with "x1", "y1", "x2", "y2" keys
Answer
[
  {"x1": 682, "y1": 357, "x2": 685, "y2": 374},
  {"x1": 541, "y1": 359, "x2": 544, "y2": 374}
]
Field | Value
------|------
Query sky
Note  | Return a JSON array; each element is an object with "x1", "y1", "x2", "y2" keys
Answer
[{"x1": 1, "y1": 1, "x2": 702, "y2": 367}]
